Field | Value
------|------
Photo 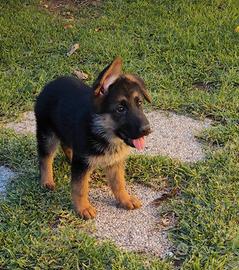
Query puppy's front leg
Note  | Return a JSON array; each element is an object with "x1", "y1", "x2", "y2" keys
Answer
[
  {"x1": 106, "y1": 161, "x2": 142, "y2": 210},
  {"x1": 71, "y1": 157, "x2": 96, "y2": 219}
]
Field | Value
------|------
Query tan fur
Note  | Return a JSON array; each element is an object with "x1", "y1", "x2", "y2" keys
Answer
[
  {"x1": 88, "y1": 140, "x2": 130, "y2": 168},
  {"x1": 106, "y1": 162, "x2": 142, "y2": 209},
  {"x1": 40, "y1": 156, "x2": 55, "y2": 190},
  {"x1": 125, "y1": 74, "x2": 151, "y2": 103},
  {"x1": 125, "y1": 74, "x2": 143, "y2": 86},
  {"x1": 71, "y1": 170, "x2": 96, "y2": 219},
  {"x1": 94, "y1": 57, "x2": 122, "y2": 96},
  {"x1": 132, "y1": 91, "x2": 140, "y2": 99}
]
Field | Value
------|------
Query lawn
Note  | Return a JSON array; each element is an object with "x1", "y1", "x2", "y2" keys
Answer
[{"x1": 0, "y1": 0, "x2": 238, "y2": 269}]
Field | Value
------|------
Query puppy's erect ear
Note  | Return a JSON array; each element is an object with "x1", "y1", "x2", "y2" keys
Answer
[
  {"x1": 125, "y1": 74, "x2": 152, "y2": 103},
  {"x1": 94, "y1": 57, "x2": 122, "y2": 96}
]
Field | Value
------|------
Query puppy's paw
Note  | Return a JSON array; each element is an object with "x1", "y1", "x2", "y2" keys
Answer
[
  {"x1": 118, "y1": 195, "x2": 142, "y2": 210},
  {"x1": 76, "y1": 203, "x2": 96, "y2": 220},
  {"x1": 41, "y1": 179, "x2": 56, "y2": 190}
]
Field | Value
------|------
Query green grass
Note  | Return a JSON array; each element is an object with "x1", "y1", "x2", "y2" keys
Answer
[
  {"x1": 0, "y1": 0, "x2": 239, "y2": 269},
  {"x1": 0, "y1": 0, "x2": 238, "y2": 121}
]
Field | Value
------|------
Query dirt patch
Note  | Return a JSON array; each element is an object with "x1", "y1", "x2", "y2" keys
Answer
[
  {"x1": 5, "y1": 111, "x2": 211, "y2": 162},
  {"x1": 89, "y1": 184, "x2": 174, "y2": 257},
  {"x1": 6, "y1": 111, "x2": 36, "y2": 134},
  {"x1": 137, "y1": 111, "x2": 211, "y2": 162},
  {"x1": 0, "y1": 166, "x2": 15, "y2": 198}
]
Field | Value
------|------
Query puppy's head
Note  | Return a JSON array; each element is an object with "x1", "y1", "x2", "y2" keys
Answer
[{"x1": 92, "y1": 57, "x2": 152, "y2": 150}]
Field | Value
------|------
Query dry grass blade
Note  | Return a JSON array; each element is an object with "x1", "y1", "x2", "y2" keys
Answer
[
  {"x1": 64, "y1": 24, "x2": 73, "y2": 29},
  {"x1": 192, "y1": 81, "x2": 221, "y2": 92},
  {"x1": 73, "y1": 69, "x2": 89, "y2": 80},
  {"x1": 66, "y1": 43, "x2": 79, "y2": 56}
]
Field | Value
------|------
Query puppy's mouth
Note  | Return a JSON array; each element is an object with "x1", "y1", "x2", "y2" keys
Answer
[{"x1": 118, "y1": 132, "x2": 145, "y2": 150}]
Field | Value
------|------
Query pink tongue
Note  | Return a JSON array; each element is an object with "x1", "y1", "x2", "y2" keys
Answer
[{"x1": 132, "y1": 136, "x2": 145, "y2": 150}]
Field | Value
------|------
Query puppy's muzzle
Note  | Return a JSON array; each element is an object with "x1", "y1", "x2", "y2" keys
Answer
[{"x1": 139, "y1": 124, "x2": 152, "y2": 136}]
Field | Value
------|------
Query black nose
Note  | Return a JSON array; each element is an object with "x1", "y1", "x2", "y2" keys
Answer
[{"x1": 139, "y1": 124, "x2": 152, "y2": 136}]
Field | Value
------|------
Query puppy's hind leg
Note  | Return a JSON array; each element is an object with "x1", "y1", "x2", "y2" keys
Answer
[{"x1": 36, "y1": 124, "x2": 59, "y2": 190}]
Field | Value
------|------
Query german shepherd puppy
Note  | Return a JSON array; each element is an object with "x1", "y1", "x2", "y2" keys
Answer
[{"x1": 35, "y1": 57, "x2": 152, "y2": 219}]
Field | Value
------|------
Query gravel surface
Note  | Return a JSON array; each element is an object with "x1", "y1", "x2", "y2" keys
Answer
[
  {"x1": 5, "y1": 110, "x2": 211, "y2": 162},
  {"x1": 90, "y1": 184, "x2": 174, "y2": 257},
  {"x1": 0, "y1": 166, "x2": 15, "y2": 198},
  {"x1": 137, "y1": 111, "x2": 212, "y2": 162},
  {"x1": 6, "y1": 111, "x2": 36, "y2": 134}
]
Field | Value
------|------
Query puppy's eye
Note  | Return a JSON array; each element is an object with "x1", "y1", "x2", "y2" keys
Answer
[
  {"x1": 137, "y1": 99, "x2": 142, "y2": 107},
  {"x1": 116, "y1": 105, "x2": 126, "y2": 113}
]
